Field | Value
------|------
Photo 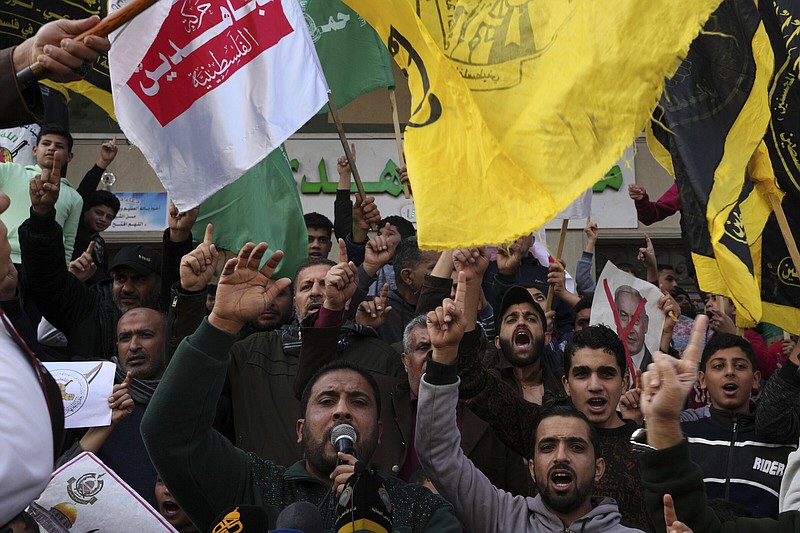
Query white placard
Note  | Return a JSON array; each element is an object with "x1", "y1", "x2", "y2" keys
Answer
[
  {"x1": 43, "y1": 361, "x2": 116, "y2": 429},
  {"x1": 28, "y1": 452, "x2": 176, "y2": 532},
  {"x1": 591, "y1": 261, "x2": 666, "y2": 378}
]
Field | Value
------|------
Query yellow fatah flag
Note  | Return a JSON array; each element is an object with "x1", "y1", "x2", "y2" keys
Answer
[{"x1": 341, "y1": 0, "x2": 722, "y2": 249}]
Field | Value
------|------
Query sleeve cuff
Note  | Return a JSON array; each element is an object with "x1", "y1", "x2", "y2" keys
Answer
[
  {"x1": 315, "y1": 306, "x2": 344, "y2": 328},
  {"x1": 458, "y1": 329, "x2": 481, "y2": 355},
  {"x1": 425, "y1": 352, "x2": 459, "y2": 385},
  {"x1": 28, "y1": 206, "x2": 57, "y2": 226}
]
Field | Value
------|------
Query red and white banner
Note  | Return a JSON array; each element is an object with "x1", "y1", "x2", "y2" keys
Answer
[{"x1": 109, "y1": 0, "x2": 329, "y2": 211}]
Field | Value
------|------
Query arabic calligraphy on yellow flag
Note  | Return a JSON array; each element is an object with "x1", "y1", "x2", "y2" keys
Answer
[{"x1": 341, "y1": 0, "x2": 722, "y2": 249}]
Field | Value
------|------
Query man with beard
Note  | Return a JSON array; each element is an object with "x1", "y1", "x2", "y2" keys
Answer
[
  {"x1": 19, "y1": 153, "x2": 193, "y2": 361},
  {"x1": 167, "y1": 235, "x2": 403, "y2": 465},
  {"x1": 292, "y1": 262, "x2": 530, "y2": 494},
  {"x1": 493, "y1": 285, "x2": 566, "y2": 405},
  {"x1": 415, "y1": 272, "x2": 641, "y2": 532},
  {"x1": 141, "y1": 242, "x2": 458, "y2": 532},
  {"x1": 447, "y1": 249, "x2": 653, "y2": 530}
]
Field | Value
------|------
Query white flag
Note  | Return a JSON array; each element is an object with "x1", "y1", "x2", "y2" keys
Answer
[{"x1": 110, "y1": 0, "x2": 329, "y2": 211}]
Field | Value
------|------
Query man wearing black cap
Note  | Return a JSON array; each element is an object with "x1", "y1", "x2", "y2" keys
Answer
[
  {"x1": 18, "y1": 154, "x2": 167, "y2": 361},
  {"x1": 108, "y1": 245, "x2": 162, "y2": 313}
]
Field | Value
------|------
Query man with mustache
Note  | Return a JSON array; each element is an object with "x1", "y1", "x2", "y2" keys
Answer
[
  {"x1": 168, "y1": 235, "x2": 404, "y2": 466},
  {"x1": 442, "y1": 248, "x2": 653, "y2": 530},
  {"x1": 141, "y1": 241, "x2": 458, "y2": 532},
  {"x1": 415, "y1": 272, "x2": 641, "y2": 532}
]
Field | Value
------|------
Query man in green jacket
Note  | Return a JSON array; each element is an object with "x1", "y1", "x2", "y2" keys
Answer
[{"x1": 141, "y1": 242, "x2": 459, "y2": 533}]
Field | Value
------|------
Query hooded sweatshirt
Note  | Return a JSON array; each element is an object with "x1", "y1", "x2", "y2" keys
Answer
[{"x1": 416, "y1": 361, "x2": 643, "y2": 532}]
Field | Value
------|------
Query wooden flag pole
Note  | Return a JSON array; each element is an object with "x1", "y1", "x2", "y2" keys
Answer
[
  {"x1": 327, "y1": 93, "x2": 377, "y2": 231},
  {"x1": 388, "y1": 88, "x2": 410, "y2": 199},
  {"x1": 30, "y1": 0, "x2": 159, "y2": 78},
  {"x1": 545, "y1": 219, "x2": 569, "y2": 313},
  {"x1": 768, "y1": 192, "x2": 800, "y2": 275}
]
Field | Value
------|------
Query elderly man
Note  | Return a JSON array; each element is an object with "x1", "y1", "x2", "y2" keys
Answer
[{"x1": 142, "y1": 242, "x2": 459, "y2": 532}]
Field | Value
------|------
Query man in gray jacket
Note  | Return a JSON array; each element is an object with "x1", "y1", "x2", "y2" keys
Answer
[{"x1": 415, "y1": 271, "x2": 642, "y2": 532}]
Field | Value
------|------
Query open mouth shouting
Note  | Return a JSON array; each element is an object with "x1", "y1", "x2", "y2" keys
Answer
[
  {"x1": 160, "y1": 499, "x2": 182, "y2": 519},
  {"x1": 514, "y1": 327, "x2": 532, "y2": 351},
  {"x1": 549, "y1": 466, "x2": 576, "y2": 493},
  {"x1": 585, "y1": 397, "x2": 608, "y2": 415}
]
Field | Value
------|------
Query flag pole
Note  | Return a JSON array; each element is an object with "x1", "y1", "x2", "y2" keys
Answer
[
  {"x1": 327, "y1": 94, "x2": 367, "y2": 196},
  {"x1": 767, "y1": 192, "x2": 800, "y2": 276},
  {"x1": 30, "y1": 0, "x2": 159, "y2": 78},
  {"x1": 545, "y1": 219, "x2": 569, "y2": 313},
  {"x1": 388, "y1": 88, "x2": 410, "y2": 199}
]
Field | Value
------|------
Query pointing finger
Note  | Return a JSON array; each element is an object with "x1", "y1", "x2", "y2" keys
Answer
[{"x1": 203, "y1": 223, "x2": 214, "y2": 245}]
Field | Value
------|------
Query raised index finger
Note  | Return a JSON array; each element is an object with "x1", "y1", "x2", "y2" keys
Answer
[
  {"x1": 453, "y1": 271, "x2": 467, "y2": 312},
  {"x1": 681, "y1": 314, "x2": 708, "y2": 370},
  {"x1": 337, "y1": 238, "x2": 348, "y2": 263},
  {"x1": 663, "y1": 494, "x2": 678, "y2": 527},
  {"x1": 203, "y1": 223, "x2": 214, "y2": 245}
]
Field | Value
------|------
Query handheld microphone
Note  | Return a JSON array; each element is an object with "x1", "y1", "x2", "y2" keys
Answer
[
  {"x1": 330, "y1": 424, "x2": 358, "y2": 458},
  {"x1": 274, "y1": 501, "x2": 324, "y2": 533}
]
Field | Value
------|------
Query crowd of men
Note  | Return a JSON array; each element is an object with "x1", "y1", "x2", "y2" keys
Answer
[{"x1": 3, "y1": 15, "x2": 800, "y2": 533}]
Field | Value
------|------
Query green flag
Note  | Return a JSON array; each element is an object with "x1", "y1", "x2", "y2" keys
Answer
[
  {"x1": 301, "y1": 0, "x2": 395, "y2": 112},
  {"x1": 191, "y1": 147, "x2": 307, "y2": 279}
]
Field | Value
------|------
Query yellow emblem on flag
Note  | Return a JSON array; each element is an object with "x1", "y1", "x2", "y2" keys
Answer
[{"x1": 342, "y1": 0, "x2": 723, "y2": 249}]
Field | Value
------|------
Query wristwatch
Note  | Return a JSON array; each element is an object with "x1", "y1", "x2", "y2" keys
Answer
[{"x1": 629, "y1": 427, "x2": 657, "y2": 455}]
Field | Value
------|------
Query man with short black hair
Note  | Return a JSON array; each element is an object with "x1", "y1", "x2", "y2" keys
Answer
[
  {"x1": 224, "y1": 252, "x2": 402, "y2": 465},
  {"x1": 365, "y1": 236, "x2": 439, "y2": 344},
  {"x1": 304, "y1": 212, "x2": 333, "y2": 259},
  {"x1": 417, "y1": 274, "x2": 641, "y2": 531},
  {"x1": 142, "y1": 243, "x2": 458, "y2": 532},
  {"x1": 450, "y1": 248, "x2": 652, "y2": 530},
  {"x1": 656, "y1": 264, "x2": 678, "y2": 292},
  {"x1": 682, "y1": 333, "x2": 794, "y2": 518},
  {"x1": 0, "y1": 123, "x2": 83, "y2": 265},
  {"x1": 72, "y1": 137, "x2": 121, "y2": 285}
]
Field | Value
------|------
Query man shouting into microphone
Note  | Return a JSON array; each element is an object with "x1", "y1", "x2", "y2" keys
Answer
[{"x1": 141, "y1": 241, "x2": 458, "y2": 532}]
